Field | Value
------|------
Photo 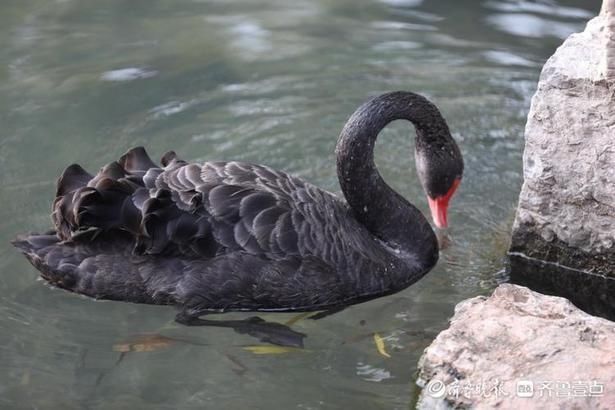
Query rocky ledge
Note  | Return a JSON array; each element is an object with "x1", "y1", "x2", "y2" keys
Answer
[
  {"x1": 416, "y1": 284, "x2": 615, "y2": 409},
  {"x1": 510, "y1": 11, "x2": 615, "y2": 275}
]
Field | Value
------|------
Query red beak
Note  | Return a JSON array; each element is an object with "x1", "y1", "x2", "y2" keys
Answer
[{"x1": 427, "y1": 178, "x2": 461, "y2": 229}]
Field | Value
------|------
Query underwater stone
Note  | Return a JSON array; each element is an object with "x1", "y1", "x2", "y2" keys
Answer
[
  {"x1": 416, "y1": 284, "x2": 615, "y2": 409},
  {"x1": 510, "y1": 9, "x2": 615, "y2": 282}
]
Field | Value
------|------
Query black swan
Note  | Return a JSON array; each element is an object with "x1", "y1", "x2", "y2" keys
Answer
[{"x1": 13, "y1": 91, "x2": 463, "y2": 325}]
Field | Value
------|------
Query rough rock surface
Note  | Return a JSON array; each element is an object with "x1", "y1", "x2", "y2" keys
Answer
[
  {"x1": 416, "y1": 284, "x2": 615, "y2": 410},
  {"x1": 604, "y1": 0, "x2": 615, "y2": 80},
  {"x1": 509, "y1": 12, "x2": 615, "y2": 276}
]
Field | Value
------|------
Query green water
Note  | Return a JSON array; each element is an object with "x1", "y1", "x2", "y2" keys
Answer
[{"x1": 0, "y1": 1, "x2": 600, "y2": 409}]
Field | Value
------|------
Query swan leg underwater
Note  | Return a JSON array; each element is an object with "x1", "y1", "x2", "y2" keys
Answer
[{"x1": 12, "y1": 91, "x2": 463, "y2": 335}]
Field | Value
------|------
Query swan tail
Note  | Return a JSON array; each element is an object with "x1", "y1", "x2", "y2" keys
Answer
[
  {"x1": 50, "y1": 147, "x2": 214, "y2": 256},
  {"x1": 11, "y1": 232, "x2": 178, "y2": 305},
  {"x1": 52, "y1": 147, "x2": 158, "y2": 241}
]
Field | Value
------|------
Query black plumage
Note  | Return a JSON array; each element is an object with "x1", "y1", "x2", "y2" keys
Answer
[{"x1": 13, "y1": 91, "x2": 463, "y2": 322}]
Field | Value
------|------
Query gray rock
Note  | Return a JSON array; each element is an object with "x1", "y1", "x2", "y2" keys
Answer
[
  {"x1": 603, "y1": 0, "x2": 615, "y2": 80},
  {"x1": 416, "y1": 284, "x2": 615, "y2": 410},
  {"x1": 509, "y1": 11, "x2": 615, "y2": 277}
]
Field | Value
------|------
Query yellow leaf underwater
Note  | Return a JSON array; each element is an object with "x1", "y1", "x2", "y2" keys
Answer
[
  {"x1": 284, "y1": 312, "x2": 313, "y2": 326},
  {"x1": 242, "y1": 345, "x2": 304, "y2": 355},
  {"x1": 373, "y1": 333, "x2": 391, "y2": 358}
]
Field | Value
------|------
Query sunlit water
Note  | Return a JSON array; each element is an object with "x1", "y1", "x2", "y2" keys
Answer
[{"x1": 0, "y1": 1, "x2": 600, "y2": 409}]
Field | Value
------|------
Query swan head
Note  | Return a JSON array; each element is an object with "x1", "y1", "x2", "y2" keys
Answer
[{"x1": 415, "y1": 130, "x2": 463, "y2": 229}]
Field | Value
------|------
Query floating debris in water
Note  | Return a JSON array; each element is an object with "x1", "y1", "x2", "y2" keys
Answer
[
  {"x1": 113, "y1": 334, "x2": 176, "y2": 352},
  {"x1": 373, "y1": 333, "x2": 391, "y2": 358},
  {"x1": 242, "y1": 345, "x2": 305, "y2": 355},
  {"x1": 284, "y1": 311, "x2": 313, "y2": 326}
]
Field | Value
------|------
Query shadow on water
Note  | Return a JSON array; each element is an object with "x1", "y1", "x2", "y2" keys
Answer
[
  {"x1": 508, "y1": 253, "x2": 615, "y2": 322},
  {"x1": 176, "y1": 315, "x2": 307, "y2": 348}
]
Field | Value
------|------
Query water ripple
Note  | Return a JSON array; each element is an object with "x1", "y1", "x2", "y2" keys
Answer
[
  {"x1": 100, "y1": 67, "x2": 158, "y2": 82},
  {"x1": 356, "y1": 363, "x2": 394, "y2": 382},
  {"x1": 487, "y1": 13, "x2": 583, "y2": 39}
]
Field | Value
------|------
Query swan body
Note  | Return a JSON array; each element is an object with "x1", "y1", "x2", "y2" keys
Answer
[{"x1": 13, "y1": 91, "x2": 463, "y2": 321}]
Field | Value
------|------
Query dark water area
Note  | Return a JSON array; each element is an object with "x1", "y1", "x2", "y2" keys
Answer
[
  {"x1": 0, "y1": 0, "x2": 602, "y2": 409},
  {"x1": 509, "y1": 254, "x2": 615, "y2": 322}
]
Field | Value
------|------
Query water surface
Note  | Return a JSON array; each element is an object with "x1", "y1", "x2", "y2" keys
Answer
[{"x1": 0, "y1": 0, "x2": 600, "y2": 409}]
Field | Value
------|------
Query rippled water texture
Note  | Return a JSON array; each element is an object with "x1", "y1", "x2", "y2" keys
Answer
[{"x1": 0, "y1": 1, "x2": 601, "y2": 409}]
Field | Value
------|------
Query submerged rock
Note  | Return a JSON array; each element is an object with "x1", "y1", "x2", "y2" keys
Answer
[
  {"x1": 509, "y1": 6, "x2": 615, "y2": 318},
  {"x1": 416, "y1": 284, "x2": 615, "y2": 410}
]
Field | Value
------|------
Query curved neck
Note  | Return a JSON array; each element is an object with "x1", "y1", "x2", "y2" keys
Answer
[{"x1": 336, "y1": 91, "x2": 447, "y2": 263}]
